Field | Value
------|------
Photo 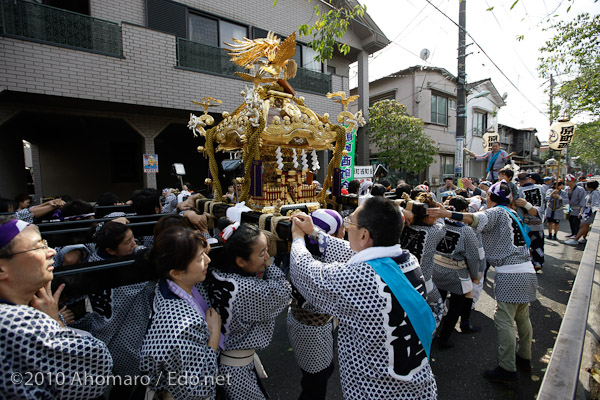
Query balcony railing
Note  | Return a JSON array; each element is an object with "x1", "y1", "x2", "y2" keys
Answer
[
  {"x1": 177, "y1": 38, "x2": 332, "y2": 95},
  {"x1": 0, "y1": 0, "x2": 121, "y2": 57},
  {"x1": 177, "y1": 38, "x2": 245, "y2": 77}
]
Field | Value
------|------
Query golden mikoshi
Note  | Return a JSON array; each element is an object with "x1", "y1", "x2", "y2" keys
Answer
[{"x1": 187, "y1": 31, "x2": 365, "y2": 212}]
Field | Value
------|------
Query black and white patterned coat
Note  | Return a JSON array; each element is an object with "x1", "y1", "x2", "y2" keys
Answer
[
  {"x1": 400, "y1": 221, "x2": 446, "y2": 325},
  {"x1": 287, "y1": 234, "x2": 355, "y2": 374},
  {"x1": 433, "y1": 220, "x2": 482, "y2": 294},
  {"x1": 0, "y1": 302, "x2": 113, "y2": 399},
  {"x1": 207, "y1": 265, "x2": 291, "y2": 400},
  {"x1": 518, "y1": 183, "x2": 546, "y2": 230},
  {"x1": 140, "y1": 280, "x2": 219, "y2": 400},
  {"x1": 474, "y1": 207, "x2": 538, "y2": 303},
  {"x1": 72, "y1": 281, "x2": 155, "y2": 378},
  {"x1": 291, "y1": 233, "x2": 437, "y2": 400}
]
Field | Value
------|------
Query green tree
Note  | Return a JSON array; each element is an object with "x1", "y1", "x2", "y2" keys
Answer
[
  {"x1": 570, "y1": 120, "x2": 600, "y2": 169},
  {"x1": 274, "y1": 0, "x2": 366, "y2": 62},
  {"x1": 368, "y1": 100, "x2": 437, "y2": 174},
  {"x1": 538, "y1": 13, "x2": 600, "y2": 116}
]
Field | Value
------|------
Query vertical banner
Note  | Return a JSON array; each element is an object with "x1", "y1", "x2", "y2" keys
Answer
[
  {"x1": 340, "y1": 127, "x2": 357, "y2": 189},
  {"x1": 143, "y1": 154, "x2": 159, "y2": 173}
]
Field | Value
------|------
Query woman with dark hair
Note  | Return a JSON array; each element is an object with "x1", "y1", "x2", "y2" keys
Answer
[
  {"x1": 141, "y1": 226, "x2": 221, "y2": 400},
  {"x1": 427, "y1": 181, "x2": 538, "y2": 383},
  {"x1": 399, "y1": 192, "x2": 446, "y2": 327},
  {"x1": 14, "y1": 193, "x2": 31, "y2": 210},
  {"x1": 207, "y1": 223, "x2": 291, "y2": 400},
  {"x1": 153, "y1": 214, "x2": 191, "y2": 240},
  {"x1": 90, "y1": 221, "x2": 142, "y2": 261},
  {"x1": 432, "y1": 195, "x2": 483, "y2": 348}
]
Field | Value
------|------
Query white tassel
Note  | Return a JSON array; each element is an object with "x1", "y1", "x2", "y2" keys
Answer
[
  {"x1": 301, "y1": 149, "x2": 308, "y2": 170},
  {"x1": 292, "y1": 149, "x2": 299, "y2": 169},
  {"x1": 311, "y1": 149, "x2": 320, "y2": 172},
  {"x1": 276, "y1": 146, "x2": 284, "y2": 170}
]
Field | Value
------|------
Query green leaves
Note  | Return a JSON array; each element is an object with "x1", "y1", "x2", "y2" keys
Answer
[
  {"x1": 538, "y1": 13, "x2": 600, "y2": 117},
  {"x1": 570, "y1": 120, "x2": 600, "y2": 168},
  {"x1": 368, "y1": 100, "x2": 437, "y2": 174}
]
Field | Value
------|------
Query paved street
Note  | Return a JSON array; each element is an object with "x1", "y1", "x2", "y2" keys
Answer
[{"x1": 258, "y1": 223, "x2": 585, "y2": 399}]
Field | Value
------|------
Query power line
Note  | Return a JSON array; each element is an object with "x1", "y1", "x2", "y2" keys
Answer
[{"x1": 423, "y1": 0, "x2": 547, "y2": 117}]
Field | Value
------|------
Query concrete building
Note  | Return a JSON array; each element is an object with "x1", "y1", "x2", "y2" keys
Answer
[
  {"x1": 351, "y1": 65, "x2": 458, "y2": 187},
  {"x1": 463, "y1": 78, "x2": 506, "y2": 179},
  {"x1": 0, "y1": 0, "x2": 388, "y2": 201}
]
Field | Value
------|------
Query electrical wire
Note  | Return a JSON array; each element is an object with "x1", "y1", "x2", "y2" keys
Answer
[{"x1": 423, "y1": 0, "x2": 547, "y2": 117}]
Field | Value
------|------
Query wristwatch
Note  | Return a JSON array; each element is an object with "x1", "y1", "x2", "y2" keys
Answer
[{"x1": 310, "y1": 228, "x2": 320, "y2": 241}]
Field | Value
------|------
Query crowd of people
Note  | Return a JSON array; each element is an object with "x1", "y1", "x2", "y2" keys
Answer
[{"x1": 1, "y1": 149, "x2": 599, "y2": 399}]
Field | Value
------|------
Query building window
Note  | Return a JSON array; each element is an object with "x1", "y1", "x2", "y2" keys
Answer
[
  {"x1": 431, "y1": 94, "x2": 448, "y2": 125},
  {"x1": 473, "y1": 111, "x2": 488, "y2": 137},
  {"x1": 369, "y1": 92, "x2": 396, "y2": 107},
  {"x1": 449, "y1": 98, "x2": 456, "y2": 110},
  {"x1": 188, "y1": 13, "x2": 246, "y2": 48},
  {"x1": 440, "y1": 155, "x2": 454, "y2": 177},
  {"x1": 327, "y1": 65, "x2": 336, "y2": 75}
]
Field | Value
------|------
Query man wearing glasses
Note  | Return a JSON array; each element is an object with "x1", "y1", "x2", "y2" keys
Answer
[
  {"x1": 290, "y1": 197, "x2": 437, "y2": 399},
  {"x1": 0, "y1": 216, "x2": 113, "y2": 399}
]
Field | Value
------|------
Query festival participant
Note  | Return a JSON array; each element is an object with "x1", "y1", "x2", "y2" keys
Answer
[
  {"x1": 465, "y1": 142, "x2": 512, "y2": 182},
  {"x1": 207, "y1": 223, "x2": 291, "y2": 400},
  {"x1": 516, "y1": 172, "x2": 546, "y2": 271},
  {"x1": 400, "y1": 192, "x2": 446, "y2": 327},
  {"x1": 541, "y1": 176, "x2": 554, "y2": 198},
  {"x1": 14, "y1": 193, "x2": 31, "y2": 211},
  {"x1": 287, "y1": 209, "x2": 350, "y2": 400},
  {"x1": 140, "y1": 227, "x2": 221, "y2": 400},
  {"x1": 15, "y1": 197, "x2": 66, "y2": 223},
  {"x1": 564, "y1": 174, "x2": 586, "y2": 239},
  {"x1": 427, "y1": 181, "x2": 537, "y2": 382},
  {"x1": 89, "y1": 221, "x2": 144, "y2": 262},
  {"x1": 565, "y1": 180, "x2": 600, "y2": 245},
  {"x1": 0, "y1": 216, "x2": 113, "y2": 399},
  {"x1": 544, "y1": 181, "x2": 567, "y2": 240},
  {"x1": 290, "y1": 196, "x2": 437, "y2": 399},
  {"x1": 498, "y1": 167, "x2": 518, "y2": 201},
  {"x1": 436, "y1": 177, "x2": 457, "y2": 199},
  {"x1": 433, "y1": 196, "x2": 483, "y2": 348}
]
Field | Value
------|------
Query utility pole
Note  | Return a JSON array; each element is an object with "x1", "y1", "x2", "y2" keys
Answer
[{"x1": 455, "y1": 0, "x2": 467, "y2": 184}]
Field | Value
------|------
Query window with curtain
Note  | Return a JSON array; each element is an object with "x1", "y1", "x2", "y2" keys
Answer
[
  {"x1": 440, "y1": 155, "x2": 455, "y2": 177},
  {"x1": 473, "y1": 111, "x2": 488, "y2": 137},
  {"x1": 431, "y1": 94, "x2": 448, "y2": 125}
]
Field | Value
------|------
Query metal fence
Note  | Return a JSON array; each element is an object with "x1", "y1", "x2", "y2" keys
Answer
[
  {"x1": 177, "y1": 37, "x2": 332, "y2": 95},
  {"x1": 538, "y1": 216, "x2": 600, "y2": 399},
  {"x1": 0, "y1": 0, "x2": 121, "y2": 57}
]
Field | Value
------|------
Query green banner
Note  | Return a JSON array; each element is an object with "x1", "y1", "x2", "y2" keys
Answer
[{"x1": 340, "y1": 127, "x2": 357, "y2": 189}]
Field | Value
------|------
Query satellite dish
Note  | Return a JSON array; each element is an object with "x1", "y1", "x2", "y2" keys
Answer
[
  {"x1": 420, "y1": 48, "x2": 430, "y2": 61},
  {"x1": 502, "y1": 92, "x2": 508, "y2": 100}
]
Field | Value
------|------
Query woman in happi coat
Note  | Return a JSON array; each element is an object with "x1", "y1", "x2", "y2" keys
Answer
[
  {"x1": 206, "y1": 223, "x2": 291, "y2": 400},
  {"x1": 140, "y1": 226, "x2": 222, "y2": 400}
]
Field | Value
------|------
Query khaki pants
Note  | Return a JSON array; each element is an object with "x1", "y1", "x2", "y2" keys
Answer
[{"x1": 495, "y1": 301, "x2": 532, "y2": 372}]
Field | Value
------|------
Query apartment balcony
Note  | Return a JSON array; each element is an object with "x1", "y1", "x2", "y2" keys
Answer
[
  {"x1": 0, "y1": 0, "x2": 122, "y2": 57},
  {"x1": 177, "y1": 38, "x2": 332, "y2": 95}
]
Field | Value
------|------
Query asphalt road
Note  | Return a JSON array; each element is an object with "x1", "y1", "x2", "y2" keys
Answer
[{"x1": 258, "y1": 223, "x2": 585, "y2": 400}]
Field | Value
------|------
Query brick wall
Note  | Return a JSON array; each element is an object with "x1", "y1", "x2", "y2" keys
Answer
[{"x1": 0, "y1": 23, "x2": 344, "y2": 118}]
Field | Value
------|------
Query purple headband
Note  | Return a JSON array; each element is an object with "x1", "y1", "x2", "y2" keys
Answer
[
  {"x1": 489, "y1": 180, "x2": 511, "y2": 204},
  {"x1": 0, "y1": 219, "x2": 30, "y2": 248}
]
